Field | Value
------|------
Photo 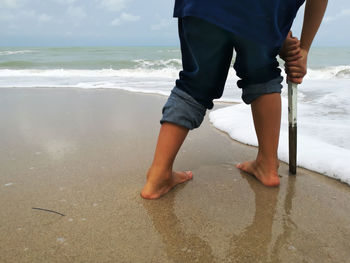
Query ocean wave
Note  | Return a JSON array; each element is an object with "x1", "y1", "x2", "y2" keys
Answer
[
  {"x1": 0, "y1": 58, "x2": 182, "y2": 71},
  {"x1": 0, "y1": 50, "x2": 35, "y2": 56},
  {"x1": 0, "y1": 68, "x2": 178, "y2": 90},
  {"x1": 0, "y1": 59, "x2": 142, "y2": 70},
  {"x1": 1, "y1": 65, "x2": 350, "y2": 80},
  {"x1": 1, "y1": 62, "x2": 350, "y2": 83},
  {"x1": 0, "y1": 68, "x2": 179, "y2": 78},
  {"x1": 133, "y1": 59, "x2": 182, "y2": 69},
  {"x1": 157, "y1": 49, "x2": 180, "y2": 53},
  {"x1": 306, "y1": 65, "x2": 350, "y2": 79},
  {"x1": 335, "y1": 68, "x2": 350, "y2": 78}
]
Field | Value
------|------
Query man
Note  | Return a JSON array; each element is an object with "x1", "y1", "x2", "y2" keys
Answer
[{"x1": 141, "y1": 0, "x2": 328, "y2": 199}]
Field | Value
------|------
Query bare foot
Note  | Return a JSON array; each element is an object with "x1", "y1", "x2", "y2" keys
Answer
[
  {"x1": 236, "y1": 161, "x2": 280, "y2": 187},
  {"x1": 141, "y1": 170, "x2": 193, "y2": 200}
]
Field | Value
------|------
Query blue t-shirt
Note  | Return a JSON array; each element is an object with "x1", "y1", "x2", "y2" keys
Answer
[{"x1": 174, "y1": 0, "x2": 305, "y2": 47}]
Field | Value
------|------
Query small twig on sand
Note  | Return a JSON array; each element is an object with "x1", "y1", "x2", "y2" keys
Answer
[{"x1": 32, "y1": 207, "x2": 65, "y2": 217}]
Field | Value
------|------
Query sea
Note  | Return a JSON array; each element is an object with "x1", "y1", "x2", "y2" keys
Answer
[{"x1": 1, "y1": 46, "x2": 349, "y2": 185}]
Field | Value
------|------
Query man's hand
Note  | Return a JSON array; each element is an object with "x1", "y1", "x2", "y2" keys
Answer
[
  {"x1": 279, "y1": 31, "x2": 301, "y2": 62},
  {"x1": 284, "y1": 48, "x2": 308, "y2": 84},
  {"x1": 279, "y1": 31, "x2": 308, "y2": 84}
]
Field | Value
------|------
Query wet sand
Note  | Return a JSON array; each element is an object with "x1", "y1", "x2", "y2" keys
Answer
[{"x1": 1, "y1": 88, "x2": 350, "y2": 263}]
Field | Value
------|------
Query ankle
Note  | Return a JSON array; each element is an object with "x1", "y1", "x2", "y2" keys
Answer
[
  {"x1": 147, "y1": 165, "x2": 172, "y2": 180},
  {"x1": 256, "y1": 155, "x2": 279, "y2": 170}
]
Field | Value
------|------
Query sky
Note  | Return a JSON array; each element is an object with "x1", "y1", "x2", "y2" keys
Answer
[{"x1": 0, "y1": 0, "x2": 349, "y2": 46}]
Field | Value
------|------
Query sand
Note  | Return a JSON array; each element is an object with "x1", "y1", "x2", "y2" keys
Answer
[{"x1": 0, "y1": 87, "x2": 349, "y2": 263}]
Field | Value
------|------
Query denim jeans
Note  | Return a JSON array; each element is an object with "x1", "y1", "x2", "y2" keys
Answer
[{"x1": 161, "y1": 16, "x2": 283, "y2": 130}]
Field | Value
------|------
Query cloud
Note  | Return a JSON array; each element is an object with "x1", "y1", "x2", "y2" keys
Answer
[
  {"x1": 53, "y1": 0, "x2": 77, "y2": 4},
  {"x1": 0, "y1": 8, "x2": 52, "y2": 23},
  {"x1": 1, "y1": 0, "x2": 24, "y2": 9},
  {"x1": 67, "y1": 6, "x2": 87, "y2": 20},
  {"x1": 100, "y1": 0, "x2": 131, "y2": 12},
  {"x1": 111, "y1": 12, "x2": 140, "y2": 26},
  {"x1": 324, "y1": 9, "x2": 350, "y2": 23},
  {"x1": 38, "y1": 14, "x2": 52, "y2": 22},
  {"x1": 119, "y1": 12, "x2": 140, "y2": 22},
  {"x1": 151, "y1": 18, "x2": 173, "y2": 30},
  {"x1": 0, "y1": 13, "x2": 15, "y2": 21},
  {"x1": 19, "y1": 9, "x2": 36, "y2": 17}
]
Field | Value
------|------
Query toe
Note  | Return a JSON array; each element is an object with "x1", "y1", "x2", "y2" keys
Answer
[
  {"x1": 173, "y1": 171, "x2": 193, "y2": 184},
  {"x1": 236, "y1": 161, "x2": 255, "y2": 174},
  {"x1": 185, "y1": 171, "x2": 193, "y2": 180}
]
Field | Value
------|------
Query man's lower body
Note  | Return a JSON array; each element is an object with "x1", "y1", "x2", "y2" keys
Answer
[{"x1": 141, "y1": 17, "x2": 283, "y2": 199}]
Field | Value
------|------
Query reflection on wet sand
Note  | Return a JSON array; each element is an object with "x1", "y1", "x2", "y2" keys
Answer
[
  {"x1": 227, "y1": 173, "x2": 299, "y2": 262},
  {"x1": 271, "y1": 175, "x2": 297, "y2": 261},
  {"x1": 142, "y1": 171, "x2": 299, "y2": 262},
  {"x1": 227, "y1": 172, "x2": 280, "y2": 262},
  {"x1": 142, "y1": 186, "x2": 216, "y2": 263}
]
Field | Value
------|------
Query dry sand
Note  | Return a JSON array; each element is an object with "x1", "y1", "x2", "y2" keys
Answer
[{"x1": 0, "y1": 88, "x2": 349, "y2": 263}]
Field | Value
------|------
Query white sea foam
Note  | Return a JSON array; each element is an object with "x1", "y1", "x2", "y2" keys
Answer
[
  {"x1": 0, "y1": 68, "x2": 177, "y2": 97},
  {"x1": 0, "y1": 50, "x2": 35, "y2": 56},
  {"x1": 209, "y1": 96, "x2": 350, "y2": 185}
]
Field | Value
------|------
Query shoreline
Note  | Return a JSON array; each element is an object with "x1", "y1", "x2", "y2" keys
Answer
[
  {"x1": 0, "y1": 86, "x2": 348, "y2": 186},
  {"x1": 1, "y1": 87, "x2": 350, "y2": 262}
]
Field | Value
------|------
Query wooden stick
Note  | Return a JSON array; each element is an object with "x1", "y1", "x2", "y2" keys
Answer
[{"x1": 288, "y1": 81, "x2": 298, "y2": 175}]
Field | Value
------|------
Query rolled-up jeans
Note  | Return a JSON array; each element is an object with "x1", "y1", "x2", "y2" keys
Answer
[{"x1": 161, "y1": 16, "x2": 283, "y2": 130}]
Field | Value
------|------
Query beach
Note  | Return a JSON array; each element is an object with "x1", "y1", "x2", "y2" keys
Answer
[
  {"x1": 1, "y1": 46, "x2": 350, "y2": 183},
  {"x1": 1, "y1": 87, "x2": 350, "y2": 262}
]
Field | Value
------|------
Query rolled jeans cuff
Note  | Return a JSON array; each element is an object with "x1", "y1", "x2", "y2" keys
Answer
[
  {"x1": 242, "y1": 76, "x2": 283, "y2": 104},
  {"x1": 160, "y1": 87, "x2": 206, "y2": 130}
]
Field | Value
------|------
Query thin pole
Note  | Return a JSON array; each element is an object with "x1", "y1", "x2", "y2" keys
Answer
[{"x1": 288, "y1": 81, "x2": 297, "y2": 175}]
